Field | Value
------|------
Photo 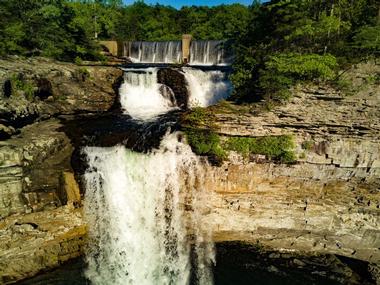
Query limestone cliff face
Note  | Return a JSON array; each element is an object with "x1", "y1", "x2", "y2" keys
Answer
[
  {"x1": 0, "y1": 57, "x2": 123, "y2": 138},
  {"x1": 0, "y1": 60, "x2": 378, "y2": 283},
  {"x1": 0, "y1": 58, "x2": 123, "y2": 284},
  {"x1": 0, "y1": 57, "x2": 123, "y2": 219},
  {"x1": 200, "y1": 64, "x2": 380, "y2": 269}
]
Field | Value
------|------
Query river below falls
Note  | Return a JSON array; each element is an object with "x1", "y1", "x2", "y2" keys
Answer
[{"x1": 16, "y1": 256, "x2": 343, "y2": 285}]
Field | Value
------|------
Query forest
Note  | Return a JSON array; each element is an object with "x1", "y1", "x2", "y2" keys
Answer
[{"x1": 0, "y1": 0, "x2": 379, "y2": 101}]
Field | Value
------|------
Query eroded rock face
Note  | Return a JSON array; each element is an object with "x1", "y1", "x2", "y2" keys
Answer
[
  {"x1": 0, "y1": 205, "x2": 86, "y2": 284},
  {"x1": 199, "y1": 65, "x2": 380, "y2": 278},
  {"x1": 0, "y1": 56, "x2": 123, "y2": 132},
  {"x1": 157, "y1": 68, "x2": 189, "y2": 109},
  {"x1": 0, "y1": 119, "x2": 74, "y2": 218}
]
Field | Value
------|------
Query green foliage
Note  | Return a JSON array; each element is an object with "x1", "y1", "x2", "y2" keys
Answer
[
  {"x1": 255, "y1": 53, "x2": 337, "y2": 101},
  {"x1": 232, "y1": 0, "x2": 380, "y2": 103},
  {"x1": 77, "y1": 67, "x2": 91, "y2": 81},
  {"x1": 225, "y1": 135, "x2": 296, "y2": 163},
  {"x1": 10, "y1": 75, "x2": 35, "y2": 100},
  {"x1": 181, "y1": 107, "x2": 225, "y2": 164},
  {"x1": 184, "y1": 128, "x2": 226, "y2": 164},
  {"x1": 352, "y1": 24, "x2": 380, "y2": 55},
  {"x1": 181, "y1": 107, "x2": 214, "y2": 126},
  {"x1": 74, "y1": 56, "x2": 83, "y2": 65},
  {"x1": 301, "y1": 140, "x2": 314, "y2": 151},
  {"x1": 0, "y1": 0, "x2": 101, "y2": 61},
  {"x1": 266, "y1": 53, "x2": 337, "y2": 80}
]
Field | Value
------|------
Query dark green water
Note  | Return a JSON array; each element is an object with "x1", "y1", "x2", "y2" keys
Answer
[
  {"x1": 16, "y1": 258, "x2": 343, "y2": 285},
  {"x1": 16, "y1": 243, "x2": 374, "y2": 285}
]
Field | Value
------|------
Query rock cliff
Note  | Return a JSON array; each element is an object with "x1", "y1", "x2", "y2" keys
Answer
[
  {"x1": 199, "y1": 62, "x2": 380, "y2": 283},
  {"x1": 0, "y1": 59, "x2": 378, "y2": 284}
]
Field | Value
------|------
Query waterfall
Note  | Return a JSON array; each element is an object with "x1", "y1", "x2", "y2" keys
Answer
[
  {"x1": 124, "y1": 40, "x2": 232, "y2": 66},
  {"x1": 128, "y1": 41, "x2": 182, "y2": 64},
  {"x1": 189, "y1": 40, "x2": 231, "y2": 66},
  {"x1": 182, "y1": 67, "x2": 232, "y2": 107},
  {"x1": 119, "y1": 68, "x2": 177, "y2": 120},
  {"x1": 83, "y1": 133, "x2": 215, "y2": 285}
]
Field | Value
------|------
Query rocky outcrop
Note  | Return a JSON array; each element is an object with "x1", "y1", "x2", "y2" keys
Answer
[
  {"x1": 0, "y1": 205, "x2": 86, "y2": 284},
  {"x1": 0, "y1": 119, "x2": 76, "y2": 219},
  {"x1": 0, "y1": 56, "x2": 123, "y2": 135},
  {"x1": 157, "y1": 68, "x2": 189, "y2": 109},
  {"x1": 0, "y1": 57, "x2": 137, "y2": 283},
  {"x1": 199, "y1": 63, "x2": 380, "y2": 282}
]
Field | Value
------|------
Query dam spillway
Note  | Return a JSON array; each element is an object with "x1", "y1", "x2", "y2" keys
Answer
[{"x1": 121, "y1": 40, "x2": 233, "y2": 65}]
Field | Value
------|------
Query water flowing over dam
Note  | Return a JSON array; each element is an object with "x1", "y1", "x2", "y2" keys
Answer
[
  {"x1": 127, "y1": 41, "x2": 183, "y2": 64},
  {"x1": 81, "y1": 58, "x2": 232, "y2": 284},
  {"x1": 124, "y1": 40, "x2": 233, "y2": 65}
]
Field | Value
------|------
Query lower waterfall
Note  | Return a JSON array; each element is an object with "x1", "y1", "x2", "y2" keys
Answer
[{"x1": 83, "y1": 133, "x2": 215, "y2": 285}]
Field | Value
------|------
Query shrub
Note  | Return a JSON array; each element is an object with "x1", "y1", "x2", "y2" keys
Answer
[
  {"x1": 10, "y1": 74, "x2": 35, "y2": 100},
  {"x1": 301, "y1": 140, "x2": 314, "y2": 151},
  {"x1": 181, "y1": 107, "x2": 225, "y2": 165},
  {"x1": 265, "y1": 53, "x2": 338, "y2": 81},
  {"x1": 184, "y1": 128, "x2": 226, "y2": 165},
  {"x1": 225, "y1": 135, "x2": 296, "y2": 163}
]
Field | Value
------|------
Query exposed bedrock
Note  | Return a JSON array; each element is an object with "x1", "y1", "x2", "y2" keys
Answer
[
  {"x1": 0, "y1": 56, "x2": 123, "y2": 135},
  {"x1": 157, "y1": 68, "x2": 189, "y2": 109},
  {"x1": 0, "y1": 61, "x2": 378, "y2": 284},
  {"x1": 199, "y1": 65, "x2": 380, "y2": 283}
]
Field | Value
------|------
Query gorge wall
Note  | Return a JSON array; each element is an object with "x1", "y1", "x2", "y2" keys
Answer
[{"x1": 0, "y1": 58, "x2": 378, "y2": 284}]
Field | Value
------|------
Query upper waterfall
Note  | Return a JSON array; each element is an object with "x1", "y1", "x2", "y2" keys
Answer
[
  {"x1": 123, "y1": 40, "x2": 232, "y2": 66},
  {"x1": 189, "y1": 40, "x2": 232, "y2": 66},
  {"x1": 119, "y1": 66, "x2": 232, "y2": 121},
  {"x1": 126, "y1": 41, "x2": 182, "y2": 64},
  {"x1": 182, "y1": 67, "x2": 232, "y2": 107}
]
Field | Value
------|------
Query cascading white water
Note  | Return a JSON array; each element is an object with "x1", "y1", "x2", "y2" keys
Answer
[
  {"x1": 83, "y1": 133, "x2": 215, "y2": 285},
  {"x1": 189, "y1": 41, "x2": 231, "y2": 66},
  {"x1": 182, "y1": 67, "x2": 233, "y2": 107},
  {"x1": 119, "y1": 68, "x2": 177, "y2": 120},
  {"x1": 124, "y1": 40, "x2": 232, "y2": 66},
  {"x1": 127, "y1": 41, "x2": 182, "y2": 64}
]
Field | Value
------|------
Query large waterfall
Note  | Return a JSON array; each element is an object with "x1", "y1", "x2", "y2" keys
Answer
[
  {"x1": 82, "y1": 60, "x2": 231, "y2": 284},
  {"x1": 83, "y1": 133, "x2": 214, "y2": 285}
]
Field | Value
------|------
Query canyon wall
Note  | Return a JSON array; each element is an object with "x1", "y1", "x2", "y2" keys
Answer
[
  {"x1": 0, "y1": 59, "x2": 378, "y2": 283},
  {"x1": 200, "y1": 66, "x2": 380, "y2": 281}
]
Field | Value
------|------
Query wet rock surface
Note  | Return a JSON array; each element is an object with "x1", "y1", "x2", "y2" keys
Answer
[
  {"x1": 157, "y1": 68, "x2": 189, "y2": 109},
  {"x1": 214, "y1": 242, "x2": 377, "y2": 285},
  {"x1": 0, "y1": 119, "x2": 74, "y2": 219}
]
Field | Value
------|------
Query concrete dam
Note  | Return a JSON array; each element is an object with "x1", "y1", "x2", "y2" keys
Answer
[{"x1": 100, "y1": 35, "x2": 233, "y2": 65}]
